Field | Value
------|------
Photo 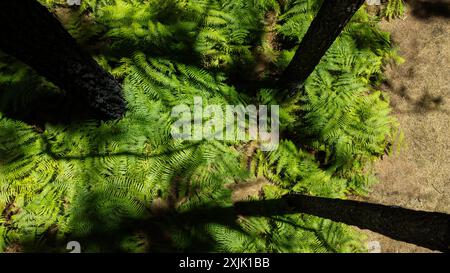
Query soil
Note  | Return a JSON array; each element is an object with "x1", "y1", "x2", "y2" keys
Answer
[
  {"x1": 229, "y1": 177, "x2": 269, "y2": 203},
  {"x1": 357, "y1": 1, "x2": 450, "y2": 253}
]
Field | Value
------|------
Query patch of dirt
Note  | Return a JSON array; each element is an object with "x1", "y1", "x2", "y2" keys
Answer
[
  {"x1": 3, "y1": 243, "x2": 23, "y2": 253},
  {"x1": 228, "y1": 177, "x2": 269, "y2": 203},
  {"x1": 358, "y1": 2, "x2": 450, "y2": 253},
  {"x1": 253, "y1": 10, "x2": 280, "y2": 79}
]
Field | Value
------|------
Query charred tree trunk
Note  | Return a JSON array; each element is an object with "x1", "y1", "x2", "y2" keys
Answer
[
  {"x1": 171, "y1": 194, "x2": 450, "y2": 252},
  {"x1": 281, "y1": 194, "x2": 450, "y2": 252},
  {"x1": 236, "y1": 195, "x2": 450, "y2": 252},
  {"x1": 0, "y1": 0, "x2": 126, "y2": 120},
  {"x1": 277, "y1": 0, "x2": 365, "y2": 102}
]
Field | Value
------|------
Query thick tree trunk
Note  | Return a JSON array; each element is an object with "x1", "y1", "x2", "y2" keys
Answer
[
  {"x1": 281, "y1": 194, "x2": 450, "y2": 252},
  {"x1": 277, "y1": 0, "x2": 365, "y2": 102},
  {"x1": 171, "y1": 194, "x2": 450, "y2": 252},
  {"x1": 0, "y1": 0, "x2": 126, "y2": 120}
]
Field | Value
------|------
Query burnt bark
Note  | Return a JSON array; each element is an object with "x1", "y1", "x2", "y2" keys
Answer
[
  {"x1": 281, "y1": 194, "x2": 450, "y2": 252},
  {"x1": 236, "y1": 194, "x2": 450, "y2": 252},
  {"x1": 170, "y1": 194, "x2": 450, "y2": 252},
  {"x1": 0, "y1": 0, "x2": 126, "y2": 120},
  {"x1": 277, "y1": 0, "x2": 365, "y2": 102}
]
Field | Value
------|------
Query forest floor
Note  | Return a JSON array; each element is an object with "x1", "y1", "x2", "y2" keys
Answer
[
  {"x1": 49, "y1": 2, "x2": 449, "y2": 253},
  {"x1": 357, "y1": 1, "x2": 450, "y2": 253}
]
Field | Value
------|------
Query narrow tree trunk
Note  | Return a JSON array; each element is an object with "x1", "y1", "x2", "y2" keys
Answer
[
  {"x1": 277, "y1": 0, "x2": 365, "y2": 102},
  {"x1": 0, "y1": 0, "x2": 126, "y2": 120}
]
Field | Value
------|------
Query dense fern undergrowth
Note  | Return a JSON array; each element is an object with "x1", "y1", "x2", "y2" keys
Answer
[{"x1": 0, "y1": 0, "x2": 403, "y2": 252}]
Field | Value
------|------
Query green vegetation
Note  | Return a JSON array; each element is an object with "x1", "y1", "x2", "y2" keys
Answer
[
  {"x1": 0, "y1": 0, "x2": 401, "y2": 252},
  {"x1": 384, "y1": 0, "x2": 406, "y2": 20}
]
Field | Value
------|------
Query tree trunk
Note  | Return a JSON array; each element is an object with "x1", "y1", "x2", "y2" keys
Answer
[
  {"x1": 171, "y1": 194, "x2": 450, "y2": 252},
  {"x1": 281, "y1": 194, "x2": 450, "y2": 252},
  {"x1": 0, "y1": 0, "x2": 126, "y2": 120},
  {"x1": 277, "y1": 0, "x2": 365, "y2": 102}
]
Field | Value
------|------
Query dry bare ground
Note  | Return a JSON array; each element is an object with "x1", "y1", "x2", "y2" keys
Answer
[{"x1": 358, "y1": 0, "x2": 450, "y2": 253}]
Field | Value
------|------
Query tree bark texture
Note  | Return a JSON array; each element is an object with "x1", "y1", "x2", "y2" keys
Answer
[
  {"x1": 171, "y1": 194, "x2": 450, "y2": 252},
  {"x1": 0, "y1": 0, "x2": 126, "y2": 120},
  {"x1": 281, "y1": 194, "x2": 450, "y2": 252},
  {"x1": 277, "y1": 0, "x2": 365, "y2": 102}
]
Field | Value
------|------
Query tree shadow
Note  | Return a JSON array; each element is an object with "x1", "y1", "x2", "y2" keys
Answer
[
  {"x1": 382, "y1": 79, "x2": 446, "y2": 114},
  {"x1": 414, "y1": 92, "x2": 445, "y2": 112},
  {"x1": 406, "y1": 0, "x2": 450, "y2": 20},
  {"x1": 13, "y1": 194, "x2": 450, "y2": 253}
]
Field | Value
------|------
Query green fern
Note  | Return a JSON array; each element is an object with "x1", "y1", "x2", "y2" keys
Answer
[
  {"x1": 0, "y1": 0, "x2": 402, "y2": 253},
  {"x1": 384, "y1": 0, "x2": 406, "y2": 20}
]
